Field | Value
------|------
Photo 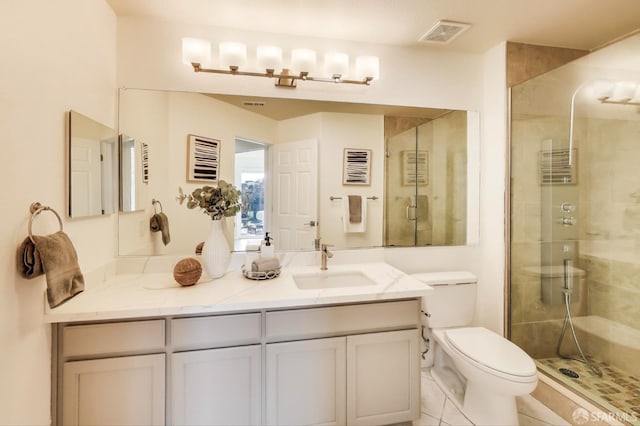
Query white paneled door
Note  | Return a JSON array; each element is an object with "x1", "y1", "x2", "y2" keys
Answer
[
  {"x1": 270, "y1": 138, "x2": 318, "y2": 250},
  {"x1": 70, "y1": 137, "x2": 102, "y2": 217}
]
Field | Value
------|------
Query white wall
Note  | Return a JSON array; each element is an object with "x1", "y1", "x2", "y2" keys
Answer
[
  {"x1": 319, "y1": 113, "x2": 384, "y2": 248},
  {"x1": 477, "y1": 42, "x2": 509, "y2": 333},
  {"x1": 0, "y1": 1, "x2": 116, "y2": 424}
]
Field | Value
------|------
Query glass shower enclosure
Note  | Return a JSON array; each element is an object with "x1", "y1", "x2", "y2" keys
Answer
[
  {"x1": 385, "y1": 110, "x2": 468, "y2": 247},
  {"x1": 509, "y1": 33, "x2": 640, "y2": 423}
]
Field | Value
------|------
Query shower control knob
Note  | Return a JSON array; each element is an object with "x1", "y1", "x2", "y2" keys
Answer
[
  {"x1": 560, "y1": 203, "x2": 575, "y2": 213},
  {"x1": 561, "y1": 216, "x2": 576, "y2": 226}
]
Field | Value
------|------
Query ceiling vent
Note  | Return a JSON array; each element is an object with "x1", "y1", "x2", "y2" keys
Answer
[{"x1": 419, "y1": 20, "x2": 471, "y2": 44}]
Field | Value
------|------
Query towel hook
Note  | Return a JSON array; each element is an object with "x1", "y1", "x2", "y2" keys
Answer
[
  {"x1": 28, "y1": 202, "x2": 63, "y2": 243},
  {"x1": 152, "y1": 199, "x2": 163, "y2": 214}
]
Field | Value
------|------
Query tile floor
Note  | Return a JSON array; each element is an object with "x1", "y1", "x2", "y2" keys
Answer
[
  {"x1": 539, "y1": 357, "x2": 640, "y2": 420},
  {"x1": 413, "y1": 369, "x2": 570, "y2": 426}
]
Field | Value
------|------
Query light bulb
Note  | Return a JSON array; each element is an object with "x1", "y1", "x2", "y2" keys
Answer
[
  {"x1": 324, "y1": 52, "x2": 349, "y2": 77},
  {"x1": 292, "y1": 48, "x2": 317, "y2": 74},
  {"x1": 182, "y1": 38, "x2": 211, "y2": 65},
  {"x1": 219, "y1": 42, "x2": 247, "y2": 69},
  {"x1": 257, "y1": 46, "x2": 283, "y2": 72},
  {"x1": 355, "y1": 56, "x2": 380, "y2": 81},
  {"x1": 590, "y1": 80, "x2": 614, "y2": 100},
  {"x1": 608, "y1": 81, "x2": 636, "y2": 102}
]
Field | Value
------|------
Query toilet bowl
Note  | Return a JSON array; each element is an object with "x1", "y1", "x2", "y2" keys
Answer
[
  {"x1": 412, "y1": 272, "x2": 538, "y2": 426},
  {"x1": 431, "y1": 327, "x2": 538, "y2": 425}
]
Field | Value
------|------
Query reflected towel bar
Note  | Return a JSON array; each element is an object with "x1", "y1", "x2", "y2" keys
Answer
[{"x1": 330, "y1": 196, "x2": 378, "y2": 201}]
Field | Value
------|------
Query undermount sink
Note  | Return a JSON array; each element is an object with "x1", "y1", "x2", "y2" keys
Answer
[{"x1": 293, "y1": 270, "x2": 377, "y2": 290}]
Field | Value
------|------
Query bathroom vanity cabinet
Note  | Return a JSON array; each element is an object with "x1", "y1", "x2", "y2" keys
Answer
[{"x1": 52, "y1": 299, "x2": 421, "y2": 426}]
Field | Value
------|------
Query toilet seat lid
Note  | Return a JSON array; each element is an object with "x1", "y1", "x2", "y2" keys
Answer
[{"x1": 444, "y1": 327, "x2": 537, "y2": 378}]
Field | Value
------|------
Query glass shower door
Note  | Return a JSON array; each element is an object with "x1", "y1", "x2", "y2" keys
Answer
[
  {"x1": 510, "y1": 53, "x2": 640, "y2": 422},
  {"x1": 385, "y1": 111, "x2": 468, "y2": 246},
  {"x1": 386, "y1": 125, "x2": 420, "y2": 246}
]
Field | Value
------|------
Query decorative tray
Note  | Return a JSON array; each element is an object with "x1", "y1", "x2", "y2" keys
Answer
[{"x1": 241, "y1": 265, "x2": 281, "y2": 281}]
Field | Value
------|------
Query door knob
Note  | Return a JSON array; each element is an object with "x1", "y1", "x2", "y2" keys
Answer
[{"x1": 304, "y1": 220, "x2": 317, "y2": 227}]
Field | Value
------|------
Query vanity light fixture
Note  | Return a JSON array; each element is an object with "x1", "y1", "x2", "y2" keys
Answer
[
  {"x1": 593, "y1": 80, "x2": 640, "y2": 105},
  {"x1": 181, "y1": 38, "x2": 379, "y2": 88}
]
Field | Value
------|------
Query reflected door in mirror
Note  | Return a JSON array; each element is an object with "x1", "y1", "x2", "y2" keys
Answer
[
  {"x1": 120, "y1": 134, "x2": 146, "y2": 212},
  {"x1": 271, "y1": 139, "x2": 318, "y2": 250},
  {"x1": 68, "y1": 110, "x2": 115, "y2": 218}
]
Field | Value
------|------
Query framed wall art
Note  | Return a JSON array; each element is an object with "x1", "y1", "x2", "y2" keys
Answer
[
  {"x1": 342, "y1": 148, "x2": 372, "y2": 185},
  {"x1": 402, "y1": 150, "x2": 428, "y2": 186},
  {"x1": 187, "y1": 134, "x2": 220, "y2": 183}
]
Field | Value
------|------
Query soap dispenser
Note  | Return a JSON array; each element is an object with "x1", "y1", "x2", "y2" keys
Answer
[{"x1": 261, "y1": 232, "x2": 275, "y2": 258}]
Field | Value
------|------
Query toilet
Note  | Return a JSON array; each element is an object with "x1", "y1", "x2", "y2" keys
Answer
[{"x1": 412, "y1": 271, "x2": 538, "y2": 426}]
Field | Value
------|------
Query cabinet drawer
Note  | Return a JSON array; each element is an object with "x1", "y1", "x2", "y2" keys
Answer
[
  {"x1": 171, "y1": 313, "x2": 261, "y2": 351},
  {"x1": 266, "y1": 299, "x2": 419, "y2": 342},
  {"x1": 62, "y1": 320, "x2": 165, "y2": 358}
]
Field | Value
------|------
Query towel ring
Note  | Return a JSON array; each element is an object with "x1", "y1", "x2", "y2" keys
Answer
[
  {"x1": 152, "y1": 199, "x2": 163, "y2": 214},
  {"x1": 28, "y1": 202, "x2": 63, "y2": 243}
]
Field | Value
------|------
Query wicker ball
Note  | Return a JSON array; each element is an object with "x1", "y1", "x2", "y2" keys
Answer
[{"x1": 173, "y1": 258, "x2": 202, "y2": 286}]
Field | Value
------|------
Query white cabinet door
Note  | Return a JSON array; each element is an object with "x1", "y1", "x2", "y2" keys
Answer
[
  {"x1": 346, "y1": 329, "x2": 421, "y2": 426},
  {"x1": 62, "y1": 353, "x2": 165, "y2": 426},
  {"x1": 171, "y1": 345, "x2": 262, "y2": 426},
  {"x1": 266, "y1": 337, "x2": 346, "y2": 425}
]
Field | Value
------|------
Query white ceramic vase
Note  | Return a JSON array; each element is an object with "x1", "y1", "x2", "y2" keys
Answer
[{"x1": 202, "y1": 219, "x2": 230, "y2": 279}]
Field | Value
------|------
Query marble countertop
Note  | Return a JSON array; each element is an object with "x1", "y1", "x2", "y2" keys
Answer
[{"x1": 45, "y1": 261, "x2": 432, "y2": 323}]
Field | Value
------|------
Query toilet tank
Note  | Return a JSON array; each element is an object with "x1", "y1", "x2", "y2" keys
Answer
[{"x1": 411, "y1": 271, "x2": 478, "y2": 328}]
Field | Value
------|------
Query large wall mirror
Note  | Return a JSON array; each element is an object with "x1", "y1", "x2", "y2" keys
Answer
[
  {"x1": 117, "y1": 88, "x2": 478, "y2": 256},
  {"x1": 67, "y1": 110, "x2": 116, "y2": 218}
]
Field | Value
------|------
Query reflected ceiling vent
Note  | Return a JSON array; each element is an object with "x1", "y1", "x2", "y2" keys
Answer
[
  {"x1": 419, "y1": 20, "x2": 471, "y2": 44},
  {"x1": 242, "y1": 101, "x2": 266, "y2": 107}
]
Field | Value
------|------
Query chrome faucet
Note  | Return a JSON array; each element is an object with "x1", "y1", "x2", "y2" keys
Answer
[{"x1": 320, "y1": 243, "x2": 334, "y2": 270}]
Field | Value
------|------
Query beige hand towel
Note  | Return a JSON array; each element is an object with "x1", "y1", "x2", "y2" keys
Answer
[
  {"x1": 348, "y1": 195, "x2": 362, "y2": 223},
  {"x1": 17, "y1": 237, "x2": 43, "y2": 278},
  {"x1": 342, "y1": 196, "x2": 366, "y2": 233},
  {"x1": 150, "y1": 212, "x2": 171, "y2": 245},
  {"x1": 17, "y1": 231, "x2": 85, "y2": 308},
  {"x1": 251, "y1": 256, "x2": 280, "y2": 273}
]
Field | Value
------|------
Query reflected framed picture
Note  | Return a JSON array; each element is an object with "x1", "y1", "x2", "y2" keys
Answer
[
  {"x1": 402, "y1": 150, "x2": 428, "y2": 186},
  {"x1": 187, "y1": 134, "x2": 220, "y2": 183},
  {"x1": 342, "y1": 148, "x2": 371, "y2": 185},
  {"x1": 141, "y1": 142, "x2": 149, "y2": 183}
]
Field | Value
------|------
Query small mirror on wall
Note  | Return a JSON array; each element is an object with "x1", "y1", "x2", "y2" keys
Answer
[{"x1": 68, "y1": 110, "x2": 116, "y2": 218}]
